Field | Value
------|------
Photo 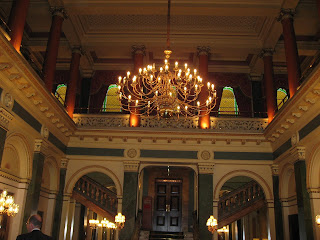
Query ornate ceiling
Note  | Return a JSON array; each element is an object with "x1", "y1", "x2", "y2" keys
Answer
[{"x1": 0, "y1": 0, "x2": 319, "y2": 76}]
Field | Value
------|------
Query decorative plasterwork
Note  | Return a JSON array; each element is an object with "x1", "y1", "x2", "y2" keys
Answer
[
  {"x1": 198, "y1": 150, "x2": 213, "y2": 161},
  {"x1": 0, "y1": 107, "x2": 13, "y2": 130},
  {"x1": 0, "y1": 34, "x2": 76, "y2": 138},
  {"x1": 60, "y1": 158, "x2": 69, "y2": 169},
  {"x1": 271, "y1": 164, "x2": 279, "y2": 175},
  {"x1": 198, "y1": 163, "x2": 214, "y2": 174},
  {"x1": 290, "y1": 146, "x2": 306, "y2": 162},
  {"x1": 123, "y1": 161, "x2": 140, "y2": 172},
  {"x1": 34, "y1": 139, "x2": 49, "y2": 154},
  {"x1": 125, "y1": 148, "x2": 140, "y2": 159}
]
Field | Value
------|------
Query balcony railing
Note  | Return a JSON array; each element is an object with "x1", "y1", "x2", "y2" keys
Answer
[{"x1": 72, "y1": 113, "x2": 268, "y2": 132}]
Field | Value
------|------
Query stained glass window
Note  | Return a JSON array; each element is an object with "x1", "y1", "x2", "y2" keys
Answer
[
  {"x1": 55, "y1": 84, "x2": 67, "y2": 105},
  {"x1": 102, "y1": 84, "x2": 121, "y2": 112},
  {"x1": 218, "y1": 86, "x2": 239, "y2": 115},
  {"x1": 277, "y1": 88, "x2": 288, "y2": 110}
]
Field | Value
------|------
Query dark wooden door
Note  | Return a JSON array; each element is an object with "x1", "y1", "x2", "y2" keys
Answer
[{"x1": 153, "y1": 179, "x2": 182, "y2": 232}]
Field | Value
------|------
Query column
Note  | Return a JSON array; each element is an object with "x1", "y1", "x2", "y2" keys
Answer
[
  {"x1": 237, "y1": 219, "x2": 243, "y2": 240},
  {"x1": 198, "y1": 163, "x2": 214, "y2": 240},
  {"x1": 59, "y1": 194, "x2": 72, "y2": 240},
  {"x1": 250, "y1": 74, "x2": 265, "y2": 118},
  {"x1": 42, "y1": 8, "x2": 67, "y2": 92},
  {"x1": 22, "y1": 139, "x2": 47, "y2": 233},
  {"x1": 0, "y1": 107, "x2": 13, "y2": 165},
  {"x1": 72, "y1": 203, "x2": 82, "y2": 240},
  {"x1": 129, "y1": 45, "x2": 145, "y2": 127},
  {"x1": 65, "y1": 47, "x2": 82, "y2": 118},
  {"x1": 86, "y1": 210, "x2": 94, "y2": 240},
  {"x1": 79, "y1": 71, "x2": 93, "y2": 113},
  {"x1": 52, "y1": 158, "x2": 69, "y2": 240},
  {"x1": 292, "y1": 146, "x2": 314, "y2": 240},
  {"x1": 278, "y1": 9, "x2": 300, "y2": 97},
  {"x1": 261, "y1": 49, "x2": 277, "y2": 123},
  {"x1": 309, "y1": 190, "x2": 320, "y2": 240},
  {"x1": 271, "y1": 165, "x2": 284, "y2": 240},
  {"x1": 66, "y1": 198, "x2": 76, "y2": 240},
  {"x1": 197, "y1": 47, "x2": 211, "y2": 129},
  {"x1": 7, "y1": 0, "x2": 30, "y2": 51},
  {"x1": 119, "y1": 161, "x2": 139, "y2": 239}
]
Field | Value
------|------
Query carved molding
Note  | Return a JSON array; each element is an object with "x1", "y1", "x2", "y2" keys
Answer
[
  {"x1": 125, "y1": 148, "x2": 139, "y2": 159},
  {"x1": 124, "y1": 161, "x2": 140, "y2": 172},
  {"x1": 198, "y1": 163, "x2": 214, "y2": 174},
  {"x1": 291, "y1": 131, "x2": 299, "y2": 146},
  {"x1": 0, "y1": 107, "x2": 13, "y2": 130}
]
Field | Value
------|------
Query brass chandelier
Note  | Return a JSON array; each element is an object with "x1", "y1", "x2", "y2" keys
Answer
[{"x1": 117, "y1": 0, "x2": 217, "y2": 118}]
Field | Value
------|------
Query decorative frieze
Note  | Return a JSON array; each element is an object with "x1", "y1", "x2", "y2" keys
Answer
[
  {"x1": 198, "y1": 150, "x2": 212, "y2": 161},
  {"x1": 123, "y1": 161, "x2": 140, "y2": 172},
  {"x1": 125, "y1": 148, "x2": 139, "y2": 159}
]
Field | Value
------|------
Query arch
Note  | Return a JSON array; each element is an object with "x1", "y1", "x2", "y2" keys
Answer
[
  {"x1": 3, "y1": 133, "x2": 32, "y2": 179},
  {"x1": 218, "y1": 86, "x2": 239, "y2": 115},
  {"x1": 65, "y1": 165, "x2": 122, "y2": 197},
  {"x1": 307, "y1": 143, "x2": 320, "y2": 189},
  {"x1": 42, "y1": 156, "x2": 59, "y2": 193},
  {"x1": 214, "y1": 170, "x2": 273, "y2": 200}
]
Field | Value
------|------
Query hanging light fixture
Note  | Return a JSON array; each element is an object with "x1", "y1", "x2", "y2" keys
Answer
[
  {"x1": 115, "y1": 212, "x2": 125, "y2": 229},
  {"x1": 316, "y1": 215, "x2": 320, "y2": 227},
  {"x1": 118, "y1": 0, "x2": 216, "y2": 118},
  {"x1": 0, "y1": 189, "x2": 19, "y2": 217}
]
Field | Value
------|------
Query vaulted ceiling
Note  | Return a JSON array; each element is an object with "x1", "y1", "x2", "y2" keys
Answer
[{"x1": 0, "y1": 0, "x2": 319, "y2": 77}]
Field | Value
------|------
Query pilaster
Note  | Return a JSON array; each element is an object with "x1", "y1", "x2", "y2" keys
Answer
[
  {"x1": 52, "y1": 158, "x2": 69, "y2": 240},
  {"x1": 0, "y1": 107, "x2": 13, "y2": 165},
  {"x1": 120, "y1": 161, "x2": 140, "y2": 240},
  {"x1": 271, "y1": 164, "x2": 283, "y2": 240},
  {"x1": 198, "y1": 163, "x2": 214, "y2": 240},
  {"x1": 292, "y1": 146, "x2": 314, "y2": 240}
]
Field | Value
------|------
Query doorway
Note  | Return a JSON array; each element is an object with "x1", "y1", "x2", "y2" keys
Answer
[{"x1": 153, "y1": 179, "x2": 182, "y2": 232}]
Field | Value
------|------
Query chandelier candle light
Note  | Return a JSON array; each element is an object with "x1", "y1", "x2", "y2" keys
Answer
[
  {"x1": 0, "y1": 190, "x2": 19, "y2": 217},
  {"x1": 117, "y1": 0, "x2": 217, "y2": 119},
  {"x1": 206, "y1": 215, "x2": 218, "y2": 233}
]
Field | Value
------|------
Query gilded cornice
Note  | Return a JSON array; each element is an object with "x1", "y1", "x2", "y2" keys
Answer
[{"x1": 0, "y1": 34, "x2": 76, "y2": 142}]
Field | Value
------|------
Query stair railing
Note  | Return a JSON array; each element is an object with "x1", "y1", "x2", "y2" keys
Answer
[
  {"x1": 218, "y1": 181, "x2": 264, "y2": 221},
  {"x1": 73, "y1": 175, "x2": 117, "y2": 215}
]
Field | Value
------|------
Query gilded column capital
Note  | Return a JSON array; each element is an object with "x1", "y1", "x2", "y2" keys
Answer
[
  {"x1": 60, "y1": 158, "x2": 69, "y2": 169},
  {"x1": 132, "y1": 45, "x2": 146, "y2": 56},
  {"x1": 197, "y1": 46, "x2": 211, "y2": 56},
  {"x1": 71, "y1": 46, "x2": 84, "y2": 55},
  {"x1": 50, "y1": 7, "x2": 68, "y2": 19},
  {"x1": 34, "y1": 139, "x2": 49, "y2": 154},
  {"x1": 123, "y1": 160, "x2": 140, "y2": 172},
  {"x1": 291, "y1": 146, "x2": 306, "y2": 162},
  {"x1": 271, "y1": 164, "x2": 279, "y2": 175},
  {"x1": 259, "y1": 48, "x2": 274, "y2": 58},
  {"x1": 277, "y1": 9, "x2": 295, "y2": 22},
  {"x1": 0, "y1": 107, "x2": 13, "y2": 131},
  {"x1": 198, "y1": 163, "x2": 214, "y2": 174}
]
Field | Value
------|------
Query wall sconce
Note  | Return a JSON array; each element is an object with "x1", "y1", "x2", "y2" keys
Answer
[
  {"x1": 115, "y1": 213, "x2": 125, "y2": 230},
  {"x1": 0, "y1": 190, "x2": 19, "y2": 217},
  {"x1": 206, "y1": 215, "x2": 218, "y2": 233},
  {"x1": 217, "y1": 226, "x2": 229, "y2": 233},
  {"x1": 316, "y1": 215, "x2": 320, "y2": 227}
]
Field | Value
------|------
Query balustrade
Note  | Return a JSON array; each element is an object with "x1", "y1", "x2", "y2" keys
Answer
[
  {"x1": 73, "y1": 175, "x2": 117, "y2": 215},
  {"x1": 218, "y1": 181, "x2": 264, "y2": 221}
]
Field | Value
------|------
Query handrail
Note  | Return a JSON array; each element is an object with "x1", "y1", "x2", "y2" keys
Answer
[
  {"x1": 73, "y1": 175, "x2": 117, "y2": 215},
  {"x1": 218, "y1": 181, "x2": 265, "y2": 221}
]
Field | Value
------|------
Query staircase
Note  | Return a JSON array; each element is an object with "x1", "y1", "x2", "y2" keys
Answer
[
  {"x1": 218, "y1": 180, "x2": 266, "y2": 228},
  {"x1": 149, "y1": 231, "x2": 184, "y2": 240},
  {"x1": 72, "y1": 175, "x2": 117, "y2": 219}
]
